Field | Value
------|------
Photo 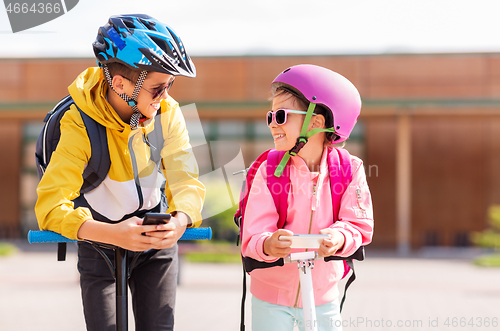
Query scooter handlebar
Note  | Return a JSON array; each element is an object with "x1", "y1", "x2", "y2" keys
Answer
[{"x1": 28, "y1": 227, "x2": 212, "y2": 244}]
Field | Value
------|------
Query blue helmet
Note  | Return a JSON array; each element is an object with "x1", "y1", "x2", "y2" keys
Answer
[{"x1": 93, "y1": 14, "x2": 196, "y2": 77}]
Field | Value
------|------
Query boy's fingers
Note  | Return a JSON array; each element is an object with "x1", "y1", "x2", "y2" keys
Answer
[
  {"x1": 141, "y1": 225, "x2": 161, "y2": 233},
  {"x1": 157, "y1": 223, "x2": 176, "y2": 231}
]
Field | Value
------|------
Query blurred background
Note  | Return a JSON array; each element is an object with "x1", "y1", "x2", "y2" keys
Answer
[{"x1": 1, "y1": 0, "x2": 500, "y2": 256}]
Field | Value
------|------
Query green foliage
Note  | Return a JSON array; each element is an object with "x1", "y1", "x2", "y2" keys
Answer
[
  {"x1": 183, "y1": 241, "x2": 240, "y2": 263},
  {"x1": 184, "y1": 251, "x2": 241, "y2": 263},
  {"x1": 474, "y1": 254, "x2": 500, "y2": 267},
  {"x1": 0, "y1": 242, "x2": 18, "y2": 257},
  {"x1": 472, "y1": 206, "x2": 500, "y2": 267},
  {"x1": 472, "y1": 230, "x2": 500, "y2": 249},
  {"x1": 201, "y1": 179, "x2": 239, "y2": 243},
  {"x1": 472, "y1": 205, "x2": 500, "y2": 250}
]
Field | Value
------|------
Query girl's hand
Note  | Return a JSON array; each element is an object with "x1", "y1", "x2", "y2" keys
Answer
[
  {"x1": 317, "y1": 228, "x2": 345, "y2": 257},
  {"x1": 263, "y1": 229, "x2": 294, "y2": 258}
]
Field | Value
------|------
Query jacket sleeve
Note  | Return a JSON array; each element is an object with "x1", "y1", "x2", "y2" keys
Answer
[
  {"x1": 35, "y1": 106, "x2": 94, "y2": 240},
  {"x1": 331, "y1": 156, "x2": 374, "y2": 257},
  {"x1": 241, "y1": 161, "x2": 281, "y2": 262},
  {"x1": 160, "y1": 100, "x2": 205, "y2": 227}
]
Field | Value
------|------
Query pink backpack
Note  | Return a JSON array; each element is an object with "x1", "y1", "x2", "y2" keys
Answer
[{"x1": 234, "y1": 147, "x2": 364, "y2": 329}]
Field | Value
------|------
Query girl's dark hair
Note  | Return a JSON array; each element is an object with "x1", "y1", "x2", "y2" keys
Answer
[{"x1": 272, "y1": 85, "x2": 339, "y2": 143}]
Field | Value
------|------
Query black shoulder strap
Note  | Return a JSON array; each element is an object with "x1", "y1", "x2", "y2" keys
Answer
[
  {"x1": 36, "y1": 95, "x2": 76, "y2": 178},
  {"x1": 78, "y1": 108, "x2": 110, "y2": 194},
  {"x1": 240, "y1": 264, "x2": 247, "y2": 331},
  {"x1": 340, "y1": 259, "x2": 356, "y2": 311},
  {"x1": 325, "y1": 246, "x2": 365, "y2": 311}
]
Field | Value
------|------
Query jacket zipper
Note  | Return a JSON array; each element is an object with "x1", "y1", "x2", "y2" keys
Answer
[{"x1": 293, "y1": 181, "x2": 317, "y2": 308}]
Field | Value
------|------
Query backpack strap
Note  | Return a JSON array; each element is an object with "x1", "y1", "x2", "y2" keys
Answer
[
  {"x1": 78, "y1": 108, "x2": 110, "y2": 194},
  {"x1": 266, "y1": 150, "x2": 289, "y2": 229},
  {"x1": 234, "y1": 150, "x2": 272, "y2": 244},
  {"x1": 36, "y1": 95, "x2": 76, "y2": 177},
  {"x1": 328, "y1": 147, "x2": 352, "y2": 219}
]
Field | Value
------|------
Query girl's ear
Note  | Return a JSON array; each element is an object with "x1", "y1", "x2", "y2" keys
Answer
[{"x1": 310, "y1": 114, "x2": 326, "y2": 129}]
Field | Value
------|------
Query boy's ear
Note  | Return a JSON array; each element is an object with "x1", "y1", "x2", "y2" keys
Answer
[
  {"x1": 311, "y1": 114, "x2": 326, "y2": 129},
  {"x1": 112, "y1": 75, "x2": 127, "y2": 94}
]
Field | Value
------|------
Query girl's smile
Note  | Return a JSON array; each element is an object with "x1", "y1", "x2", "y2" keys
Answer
[{"x1": 269, "y1": 94, "x2": 305, "y2": 151}]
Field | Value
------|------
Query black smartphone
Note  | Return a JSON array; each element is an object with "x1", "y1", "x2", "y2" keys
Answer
[{"x1": 143, "y1": 213, "x2": 171, "y2": 226}]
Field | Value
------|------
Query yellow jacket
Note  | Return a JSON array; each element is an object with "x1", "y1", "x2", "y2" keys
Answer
[{"x1": 35, "y1": 67, "x2": 205, "y2": 239}]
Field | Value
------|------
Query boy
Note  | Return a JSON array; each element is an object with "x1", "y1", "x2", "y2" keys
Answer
[{"x1": 35, "y1": 14, "x2": 205, "y2": 331}]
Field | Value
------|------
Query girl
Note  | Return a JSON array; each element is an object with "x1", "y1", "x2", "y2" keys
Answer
[{"x1": 241, "y1": 64, "x2": 374, "y2": 331}]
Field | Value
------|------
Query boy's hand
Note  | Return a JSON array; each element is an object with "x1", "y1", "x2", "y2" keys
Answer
[
  {"x1": 317, "y1": 228, "x2": 345, "y2": 257},
  {"x1": 78, "y1": 216, "x2": 185, "y2": 252},
  {"x1": 143, "y1": 213, "x2": 187, "y2": 250},
  {"x1": 263, "y1": 229, "x2": 293, "y2": 258},
  {"x1": 113, "y1": 217, "x2": 170, "y2": 251}
]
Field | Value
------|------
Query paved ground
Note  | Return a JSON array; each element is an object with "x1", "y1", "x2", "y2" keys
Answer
[{"x1": 1, "y1": 243, "x2": 499, "y2": 331}]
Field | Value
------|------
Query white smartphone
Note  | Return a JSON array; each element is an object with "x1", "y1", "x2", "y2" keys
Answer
[{"x1": 278, "y1": 234, "x2": 330, "y2": 249}]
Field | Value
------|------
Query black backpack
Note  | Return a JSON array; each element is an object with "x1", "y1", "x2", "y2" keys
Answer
[{"x1": 35, "y1": 95, "x2": 110, "y2": 194}]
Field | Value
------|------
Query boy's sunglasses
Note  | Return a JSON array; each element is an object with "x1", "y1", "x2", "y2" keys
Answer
[
  {"x1": 123, "y1": 76, "x2": 175, "y2": 101},
  {"x1": 266, "y1": 109, "x2": 317, "y2": 126}
]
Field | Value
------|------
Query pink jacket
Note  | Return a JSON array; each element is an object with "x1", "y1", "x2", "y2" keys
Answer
[{"x1": 241, "y1": 147, "x2": 373, "y2": 308}]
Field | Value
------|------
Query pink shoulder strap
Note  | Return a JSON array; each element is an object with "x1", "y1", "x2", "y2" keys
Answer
[
  {"x1": 328, "y1": 147, "x2": 353, "y2": 279},
  {"x1": 266, "y1": 150, "x2": 289, "y2": 229},
  {"x1": 328, "y1": 147, "x2": 352, "y2": 222},
  {"x1": 235, "y1": 149, "x2": 271, "y2": 228}
]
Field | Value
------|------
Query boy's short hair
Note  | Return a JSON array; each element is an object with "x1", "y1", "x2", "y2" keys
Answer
[{"x1": 106, "y1": 62, "x2": 144, "y2": 82}]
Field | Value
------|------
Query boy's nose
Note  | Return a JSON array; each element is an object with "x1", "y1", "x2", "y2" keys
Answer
[{"x1": 158, "y1": 89, "x2": 168, "y2": 101}]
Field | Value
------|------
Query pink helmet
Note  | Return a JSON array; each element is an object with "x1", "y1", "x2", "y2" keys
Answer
[{"x1": 271, "y1": 64, "x2": 361, "y2": 143}]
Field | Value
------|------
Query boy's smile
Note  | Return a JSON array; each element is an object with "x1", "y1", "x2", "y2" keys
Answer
[
  {"x1": 110, "y1": 71, "x2": 175, "y2": 124},
  {"x1": 137, "y1": 72, "x2": 175, "y2": 119}
]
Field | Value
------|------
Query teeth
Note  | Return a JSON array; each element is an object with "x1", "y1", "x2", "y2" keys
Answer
[{"x1": 275, "y1": 134, "x2": 284, "y2": 139}]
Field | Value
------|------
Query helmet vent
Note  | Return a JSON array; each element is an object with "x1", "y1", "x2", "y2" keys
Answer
[
  {"x1": 123, "y1": 19, "x2": 136, "y2": 30},
  {"x1": 150, "y1": 36, "x2": 170, "y2": 56},
  {"x1": 283, "y1": 68, "x2": 291, "y2": 73},
  {"x1": 139, "y1": 18, "x2": 157, "y2": 31}
]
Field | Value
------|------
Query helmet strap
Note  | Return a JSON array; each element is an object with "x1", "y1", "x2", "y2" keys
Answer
[
  {"x1": 102, "y1": 65, "x2": 148, "y2": 129},
  {"x1": 274, "y1": 102, "x2": 337, "y2": 177}
]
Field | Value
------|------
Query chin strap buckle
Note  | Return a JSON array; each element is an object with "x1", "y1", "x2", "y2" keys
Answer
[{"x1": 289, "y1": 136, "x2": 308, "y2": 156}]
